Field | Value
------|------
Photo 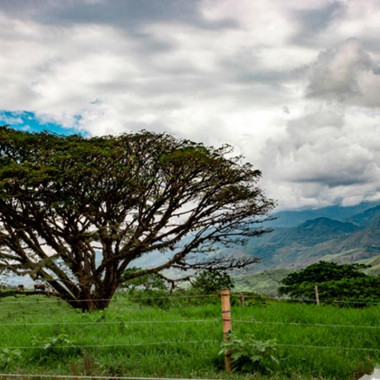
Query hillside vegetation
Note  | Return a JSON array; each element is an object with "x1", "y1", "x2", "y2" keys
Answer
[{"x1": 234, "y1": 269, "x2": 292, "y2": 295}]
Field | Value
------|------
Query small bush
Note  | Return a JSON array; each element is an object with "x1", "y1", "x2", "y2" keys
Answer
[
  {"x1": 219, "y1": 332, "x2": 279, "y2": 374},
  {"x1": 30, "y1": 334, "x2": 82, "y2": 362},
  {"x1": 0, "y1": 348, "x2": 22, "y2": 369}
]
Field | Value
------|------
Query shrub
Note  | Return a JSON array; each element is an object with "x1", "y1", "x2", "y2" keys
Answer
[
  {"x1": 219, "y1": 332, "x2": 278, "y2": 373},
  {"x1": 30, "y1": 334, "x2": 82, "y2": 362},
  {"x1": 0, "y1": 348, "x2": 22, "y2": 369}
]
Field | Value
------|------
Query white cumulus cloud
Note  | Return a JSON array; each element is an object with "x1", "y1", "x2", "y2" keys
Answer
[{"x1": 0, "y1": 0, "x2": 380, "y2": 210}]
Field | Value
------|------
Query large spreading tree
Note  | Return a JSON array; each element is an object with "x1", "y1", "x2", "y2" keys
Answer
[{"x1": 0, "y1": 126, "x2": 274, "y2": 310}]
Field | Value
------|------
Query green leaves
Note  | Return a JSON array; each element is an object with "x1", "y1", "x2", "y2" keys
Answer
[
  {"x1": 0, "y1": 348, "x2": 22, "y2": 369},
  {"x1": 191, "y1": 270, "x2": 234, "y2": 294},
  {"x1": 219, "y1": 332, "x2": 278, "y2": 373},
  {"x1": 31, "y1": 334, "x2": 82, "y2": 360},
  {"x1": 279, "y1": 261, "x2": 380, "y2": 305}
]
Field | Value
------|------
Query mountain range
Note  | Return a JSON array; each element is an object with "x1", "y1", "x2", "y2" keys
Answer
[
  {"x1": 2, "y1": 201, "x2": 380, "y2": 287},
  {"x1": 241, "y1": 201, "x2": 380, "y2": 275}
]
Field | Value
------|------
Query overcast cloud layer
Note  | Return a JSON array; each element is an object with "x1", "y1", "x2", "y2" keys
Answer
[{"x1": 1, "y1": 0, "x2": 380, "y2": 210}]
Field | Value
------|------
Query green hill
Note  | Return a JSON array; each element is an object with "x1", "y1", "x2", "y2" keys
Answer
[{"x1": 234, "y1": 268, "x2": 292, "y2": 295}]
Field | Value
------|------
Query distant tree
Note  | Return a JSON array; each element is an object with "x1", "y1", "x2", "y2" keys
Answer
[
  {"x1": 120, "y1": 267, "x2": 167, "y2": 294},
  {"x1": 191, "y1": 269, "x2": 234, "y2": 294},
  {"x1": 0, "y1": 126, "x2": 274, "y2": 310},
  {"x1": 278, "y1": 261, "x2": 380, "y2": 304}
]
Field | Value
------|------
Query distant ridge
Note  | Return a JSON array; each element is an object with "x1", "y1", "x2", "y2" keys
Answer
[
  {"x1": 349, "y1": 205, "x2": 380, "y2": 227},
  {"x1": 268, "y1": 200, "x2": 380, "y2": 228},
  {"x1": 241, "y1": 201, "x2": 380, "y2": 272}
]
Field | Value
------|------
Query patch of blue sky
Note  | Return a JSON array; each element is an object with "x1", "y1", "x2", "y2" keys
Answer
[{"x1": 0, "y1": 110, "x2": 88, "y2": 136}]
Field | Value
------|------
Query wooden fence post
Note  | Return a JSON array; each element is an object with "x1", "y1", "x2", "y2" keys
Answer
[
  {"x1": 314, "y1": 285, "x2": 320, "y2": 306},
  {"x1": 238, "y1": 293, "x2": 245, "y2": 308},
  {"x1": 221, "y1": 288, "x2": 232, "y2": 373}
]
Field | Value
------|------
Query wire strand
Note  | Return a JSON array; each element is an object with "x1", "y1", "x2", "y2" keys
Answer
[
  {"x1": 1, "y1": 318, "x2": 378, "y2": 330},
  {"x1": 230, "y1": 293, "x2": 380, "y2": 305},
  {"x1": 0, "y1": 374, "x2": 219, "y2": 380},
  {"x1": 277, "y1": 343, "x2": 380, "y2": 352},
  {"x1": 0, "y1": 340, "x2": 219, "y2": 350},
  {"x1": 235, "y1": 319, "x2": 380, "y2": 329},
  {"x1": 0, "y1": 294, "x2": 218, "y2": 305},
  {"x1": 1, "y1": 293, "x2": 379, "y2": 305},
  {"x1": 0, "y1": 319, "x2": 220, "y2": 327},
  {"x1": 1, "y1": 340, "x2": 378, "y2": 353}
]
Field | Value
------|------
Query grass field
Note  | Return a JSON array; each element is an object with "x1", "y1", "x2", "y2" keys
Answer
[{"x1": 0, "y1": 293, "x2": 379, "y2": 380}]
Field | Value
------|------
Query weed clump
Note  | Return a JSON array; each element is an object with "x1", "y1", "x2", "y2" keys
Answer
[{"x1": 219, "y1": 332, "x2": 279, "y2": 374}]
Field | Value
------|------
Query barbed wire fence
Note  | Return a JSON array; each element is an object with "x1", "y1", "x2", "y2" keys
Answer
[
  {"x1": 0, "y1": 290, "x2": 379, "y2": 379},
  {"x1": 1, "y1": 291, "x2": 379, "y2": 305}
]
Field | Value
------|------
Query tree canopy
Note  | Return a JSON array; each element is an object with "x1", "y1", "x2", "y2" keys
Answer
[
  {"x1": 0, "y1": 126, "x2": 274, "y2": 310},
  {"x1": 278, "y1": 261, "x2": 380, "y2": 305},
  {"x1": 191, "y1": 269, "x2": 234, "y2": 294}
]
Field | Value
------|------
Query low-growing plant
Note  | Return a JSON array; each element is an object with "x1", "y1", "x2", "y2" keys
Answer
[
  {"x1": 129, "y1": 289, "x2": 172, "y2": 309},
  {"x1": 31, "y1": 334, "x2": 82, "y2": 362},
  {"x1": 0, "y1": 348, "x2": 22, "y2": 369},
  {"x1": 239, "y1": 292, "x2": 269, "y2": 307},
  {"x1": 68, "y1": 352, "x2": 106, "y2": 377},
  {"x1": 219, "y1": 332, "x2": 279, "y2": 374}
]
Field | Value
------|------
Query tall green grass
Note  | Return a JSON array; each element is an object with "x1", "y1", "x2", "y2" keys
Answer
[{"x1": 0, "y1": 293, "x2": 378, "y2": 379}]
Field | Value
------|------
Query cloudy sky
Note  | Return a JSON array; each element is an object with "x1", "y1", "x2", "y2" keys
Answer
[{"x1": 1, "y1": 0, "x2": 380, "y2": 211}]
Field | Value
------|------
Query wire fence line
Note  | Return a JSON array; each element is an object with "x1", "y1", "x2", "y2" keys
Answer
[
  {"x1": 0, "y1": 374, "x2": 219, "y2": 380},
  {"x1": 1, "y1": 292, "x2": 379, "y2": 305},
  {"x1": 0, "y1": 339, "x2": 219, "y2": 350},
  {"x1": 0, "y1": 293, "x2": 219, "y2": 305},
  {"x1": 0, "y1": 318, "x2": 378, "y2": 330},
  {"x1": 0, "y1": 292, "x2": 379, "y2": 380},
  {"x1": 1, "y1": 314, "x2": 378, "y2": 353},
  {"x1": 0, "y1": 294, "x2": 379, "y2": 331},
  {"x1": 0, "y1": 319, "x2": 220, "y2": 327},
  {"x1": 1, "y1": 339, "x2": 379, "y2": 354},
  {"x1": 234, "y1": 320, "x2": 380, "y2": 329},
  {"x1": 276, "y1": 343, "x2": 380, "y2": 352},
  {"x1": 230, "y1": 293, "x2": 380, "y2": 306}
]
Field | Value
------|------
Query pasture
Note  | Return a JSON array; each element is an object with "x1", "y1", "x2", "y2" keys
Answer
[{"x1": 0, "y1": 292, "x2": 379, "y2": 380}]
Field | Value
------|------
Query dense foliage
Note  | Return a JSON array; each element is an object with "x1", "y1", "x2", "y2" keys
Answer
[
  {"x1": 0, "y1": 126, "x2": 274, "y2": 310},
  {"x1": 219, "y1": 332, "x2": 278, "y2": 374},
  {"x1": 278, "y1": 261, "x2": 380, "y2": 304},
  {"x1": 120, "y1": 268, "x2": 167, "y2": 294},
  {"x1": 191, "y1": 269, "x2": 234, "y2": 294}
]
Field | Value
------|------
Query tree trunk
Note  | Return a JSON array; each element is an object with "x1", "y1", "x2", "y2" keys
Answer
[{"x1": 66, "y1": 282, "x2": 118, "y2": 311}]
